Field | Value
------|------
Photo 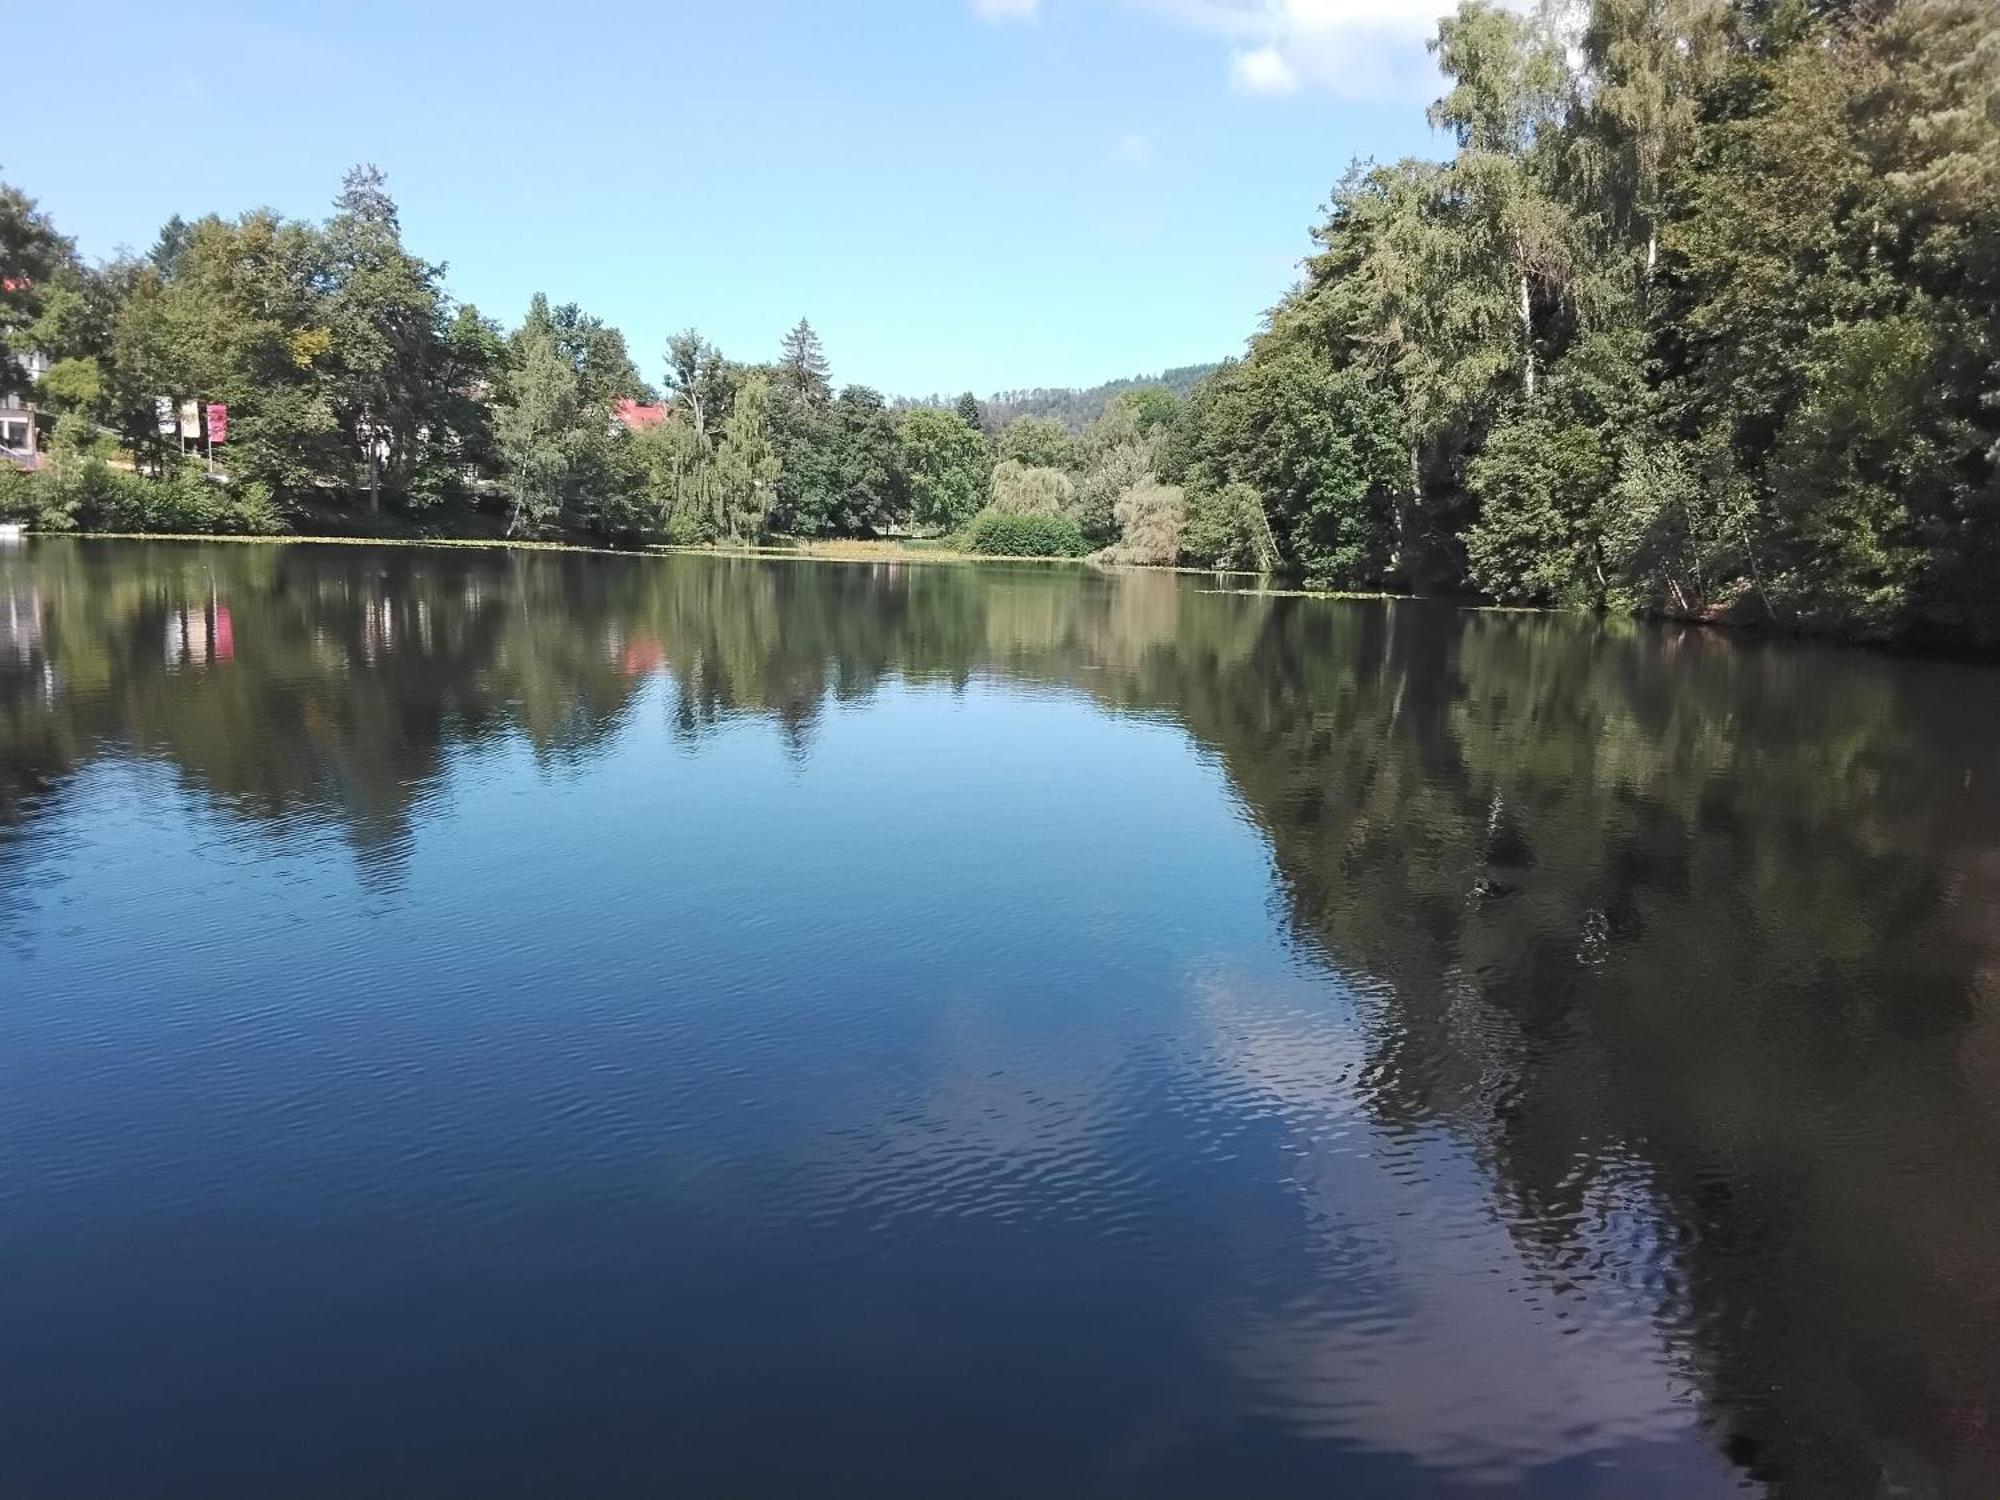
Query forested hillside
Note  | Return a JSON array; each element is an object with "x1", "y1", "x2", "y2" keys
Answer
[
  {"x1": 900, "y1": 366, "x2": 1220, "y2": 434},
  {"x1": 2, "y1": 0, "x2": 1995, "y2": 644}
]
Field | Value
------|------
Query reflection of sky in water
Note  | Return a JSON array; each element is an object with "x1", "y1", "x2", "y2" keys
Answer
[
  {"x1": 1192, "y1": 970, "x2": 1728, "y2": 1488},
  {"x1": 9, "y1": 544, "x2": 2000, "y2": 1497}
]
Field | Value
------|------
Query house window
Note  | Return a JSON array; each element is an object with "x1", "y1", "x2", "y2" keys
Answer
[{"x1": 0, "y1": 420, "x2": 28, "y2": 451}]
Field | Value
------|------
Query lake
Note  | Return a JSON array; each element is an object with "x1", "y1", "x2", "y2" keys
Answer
[{"x1": 4, "y1": 539, "x2": 1999, "y2": 1498}]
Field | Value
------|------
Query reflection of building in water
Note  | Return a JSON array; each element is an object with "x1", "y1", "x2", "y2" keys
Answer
[
  {"x1": 359, "y1": 594, "x2": 429, "y2": 661},
  {"x1": 163, "y1": 600, "x2": 236, "y2": 669},
  {"x1": 0, "y1": 586, "x2": 56, "y2": 704},
  {"x1": 362, "y1": 595, "x2": 393, "y2": 662},
  {"x1": 2, "y1": 587, "x2": 43, "y2": 661},
  {"x1": 605, "y1": 627, "x2": 665, "y2": 679}
]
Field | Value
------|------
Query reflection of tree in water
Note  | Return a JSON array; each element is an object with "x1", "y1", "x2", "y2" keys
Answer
[
  {"x1": 4, "y1": 540, "x2": 2000, "y2": 1491},
  {"x1": 1122, "y1": 598, "x2": 2000, "y2": 1495}
]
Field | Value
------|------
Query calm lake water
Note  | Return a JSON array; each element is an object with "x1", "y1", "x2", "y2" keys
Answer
[{"x1": 5, "y1": 540, "x2": 2000, "y2": 1497}]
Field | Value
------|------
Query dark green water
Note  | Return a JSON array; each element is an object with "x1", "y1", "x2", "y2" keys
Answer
[{"x1": 5, "y1": 539, "x2": 2000, "y2": 1498}]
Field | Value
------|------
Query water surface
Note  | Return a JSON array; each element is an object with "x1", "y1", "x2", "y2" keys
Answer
[{"x1": 5, "y1": 540, "x2": 2000, "y2": 1497}]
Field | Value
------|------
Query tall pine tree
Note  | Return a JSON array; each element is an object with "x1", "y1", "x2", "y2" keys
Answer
[{"x1": 778, "y1": 318, "x2": 831, "y2": 406}]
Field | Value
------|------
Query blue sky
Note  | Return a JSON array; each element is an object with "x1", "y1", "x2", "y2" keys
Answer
[{"x1": 9, "y1": 0, "x2": 1455, "y2": 396}]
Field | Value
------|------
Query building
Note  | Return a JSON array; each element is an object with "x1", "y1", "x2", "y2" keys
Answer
[
  {"x1": 612, "y1": 398, "x2": 669, "y2": 434},
  {"x1": 1, "y1": 349, "x2": 49, "y2": 467}
]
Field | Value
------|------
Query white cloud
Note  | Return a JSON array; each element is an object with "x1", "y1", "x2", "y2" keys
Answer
[
  {"x1": 1230, "y1": 44, "x2": 1301, "y2": 95},
  {"x1": 1111, "y1": 129, "x2": 1158, "y2": 165},
  {"x1": 1130, "y1": 0, "x2": 1460, "y2": 101},
  {"x1": 971, "y1": 0, "x2": 1042, "y2": 20}
]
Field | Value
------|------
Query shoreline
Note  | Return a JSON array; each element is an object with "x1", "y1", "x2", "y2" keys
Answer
[{"x1": 15, "y1": 531, "x2": 1994, "y2": 661}]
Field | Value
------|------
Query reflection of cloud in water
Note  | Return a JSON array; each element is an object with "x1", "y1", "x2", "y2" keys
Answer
[
  {"x1": 1187, "y1": 967, "x2": 1738, "y2": 1490},
  {"x1": 798, "y1": 996, "x2": 1147, "y2": 1235}
]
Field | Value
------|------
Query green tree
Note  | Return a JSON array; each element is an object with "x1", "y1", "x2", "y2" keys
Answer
[
  {"x1": 496, "y1": 300, "x2": 585, "y2": 536},
  {"x1": 768, "y1": 380, "x2": 841, "y2": 535},
  {"x1": 997, "y1": 415, "x2": 1075, "y2": 471},
  {"x1": 713, "y1": 372, "x2": 782, "y2": 541},
  {"x1": 323, "y1": 165, "x2": 455, "y2": 512},
  {"x1": 988, "y1": 459, "x2": 1075, "y2": 517},
  {"x1": 1195, "y1": 352, "x2": 1407, "y2": 583},
  {"x1": 898, "y1": 406, "x2": 990, "y2": 532},
  {"x1": 0, "y1": 181, "x2": 71, "y2": 398},
  {"x1": 1183, "y1": 481, "x2": 1280, "y2": 571},
  {"x1": 779, "y1": 318, "x2": 831, "y2": 407},
  {"x1": 1428, "y1": 0, "x2": 1579, "y2": 402},
  {"x1": 826, "y1": 385, "x2": 906, "y2": 534},
  {"x1": 1126, "y1": 387, "x2": 1180, "y2": 434},
  {"x1": 137, "y1": 210, "x2": 342, "y2": 499},
  {"x1": 1103, "y1": 478, "x2": 1187, "y2": 565}
]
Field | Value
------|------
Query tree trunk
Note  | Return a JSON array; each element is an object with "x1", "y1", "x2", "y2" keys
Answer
[
  {"x1": 1518, "y1": 268, "x2": 1535, "y2": 400},
  {"x1": 1397, "y1": 442, "x2": 1421, "y2": 578}
]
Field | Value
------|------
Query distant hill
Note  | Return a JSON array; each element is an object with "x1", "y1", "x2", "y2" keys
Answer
[{"x1": 897, "y1": 364, "x2": 1221, "y2": 434}]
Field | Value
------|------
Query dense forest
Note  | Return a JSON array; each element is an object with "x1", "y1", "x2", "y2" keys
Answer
[
  {"x1": 1, "y1": 0, "x2": 1996, "y2": 643},
  {"x1": 898, "y1": 365, "x2": 1221, "y2": 433}
]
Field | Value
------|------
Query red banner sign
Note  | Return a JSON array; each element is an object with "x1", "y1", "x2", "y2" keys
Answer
[{"x1": 206, "y1": 403, "x2": 228, "y2": 444}]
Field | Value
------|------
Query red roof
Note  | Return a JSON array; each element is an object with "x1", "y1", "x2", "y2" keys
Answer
[{"x1": 613, "y1": 399, "x2": 668, "y2": 432}]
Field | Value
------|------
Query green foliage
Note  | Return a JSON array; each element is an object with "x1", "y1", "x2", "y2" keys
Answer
[
  {"x1": 828, "y1": 386, "x2": 907, "y2": 536},
  {"x1": 898, "y1": 406, "x2": 990, "y2": 532},
  {"x1": 778, "y1": 319, "x2": 831, "y2": 407},
  {"x1": 988, "y1": 459, "x2": 1075, "y2": 518},
  {"x1": 1195, "y1": 353, "x2": 1406, "y2": 584},
  {"x1": 713, "y1": 373, "x2": 781, "y2": 541},
  {"x1": 1183, "y1": 482, "x2": 1278, "y2": 571},
  {"x1": 1073, "y1": 442, "x2": 1148, "y2": 549},
  {"x1": 1102, "y1": 479, "x2": 1187, "y2": 566},
  {"x1": 497, "y1": 295, "x2": 591, "y2": 536},
  {"x1": 13, "y1": 455, "x2": 280, "y2": 535},
  {"x1": 4, "y1": 0, "x2": 1996, "y2": 648},
  {"x1": 963, "y1": 508, "x2": 1088, "y2": 557},
  {"x1": 1595, "y1": 433, "x2": 1753, "y2": 617},
  {"x1": 1126, "y1": 387, "x2": 1180, "y2": 434},
  {"x1": 997, "y1": 416, "x2": 1075, "y2": 471},
  {"x1": 1464, "y1": 329, "x2": 1648, "y2": 605},
  {"x1": 1465, "y1": 405, "x2": 1618, "y2": 605},
  {"x1": 1, "y1": 182, "x2": 72, "y2": 394},
  {"x1": 1157, "y1": 0, "x2": 2000, "y2": 641},
  {"x1": 1072, "y1": 399, "x2": 1160, "y2": 548},
  {"x1": 923, "y1": 365, "x2": 1216, "y2": 433},
  {"x1": 38, "y1": 355, "x2": 102, "y2": 408}
]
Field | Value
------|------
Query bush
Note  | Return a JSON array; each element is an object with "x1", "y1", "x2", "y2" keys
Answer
[
  {"x1": 987, "y1": 459, "x2": 1074, "y2": 518},
  {"x1": 1100, "y1": 479, "x2": 1187, "y2": 566},
  {"x1": 964, "y1": 507, "x2": 1088, "y2": 557},
  {"x1": 1183, "y1": 482, "x2": 1277, "y2": 570},
  {"x1": 0, "y1": 461, "x2": 33, "y2": 522},
  {"x1": 16, "y1": 460, "x2": 283, "y2": 536},
  {"x1": 1072, "y1": 441, "x2": 1149, "y2": 549}
]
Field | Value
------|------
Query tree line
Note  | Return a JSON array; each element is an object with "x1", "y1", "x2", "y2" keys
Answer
[
  {"x1": 0, "y1": 166, "x2": 1196, "y2": 560},
  {"x1": 2, "y1": 0, "x2": 1996, "y2": 642},
  {"x1": 1162, "y1": 0, "x2": 1999, "y2": 644},
  {"x1": 898, "y1": 364, "x2": 1219, "y2": 433}
]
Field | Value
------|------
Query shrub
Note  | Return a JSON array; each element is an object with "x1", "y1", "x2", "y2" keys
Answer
[
  {"x1": 964, "y1": 507, "x2": 1088, "y2": 558},
  {"x1": 1072, "y1": 441, "x2": 1149, "y2": 549},
  {"x1": 987, "y1": 459, "x2": 1074, "y2": 517},
  {"x1": 0, "y1": 462, "x2": 33, "y2": 522},
  {"x1": 1100, "y1": 479, "x2": 1187, "y2": 566},
  {"x1": 1183, "y1": 482, "x2": 1277, "y2": 570},
  {"x1": 14, "y1": 460, "x2": 283, "y2": 536}
]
